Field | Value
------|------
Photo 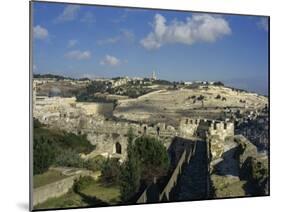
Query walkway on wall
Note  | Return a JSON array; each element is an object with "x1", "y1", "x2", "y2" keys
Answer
[{"x1": 173, "y1": 140, "x2": 209, "y2": 201}]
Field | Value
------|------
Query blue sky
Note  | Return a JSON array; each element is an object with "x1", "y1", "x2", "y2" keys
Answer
[{"x1": 32, "y1": 2, "x2": 269, "y2": 95}]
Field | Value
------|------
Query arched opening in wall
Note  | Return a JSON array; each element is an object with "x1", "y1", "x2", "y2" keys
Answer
[
  {"x1": 224, "y1": 123, "x2": 227, "y2": 130},
  {"x1": 115, "y1": 142, "x2": 122, "y2": 154}
]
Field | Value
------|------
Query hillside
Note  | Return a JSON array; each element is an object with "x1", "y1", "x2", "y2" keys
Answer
[{"x1": 113, "y1": 85, "x2": 267, "y2": 125}]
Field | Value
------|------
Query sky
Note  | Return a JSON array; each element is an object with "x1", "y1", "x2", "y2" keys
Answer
[{"x1": 32, "y1": 2, "x2": 269, "y2": 95}]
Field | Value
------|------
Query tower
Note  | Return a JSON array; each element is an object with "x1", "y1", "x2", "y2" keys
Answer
[{"x1": 151, "y1": 71, "x2": 157, "y2": 80}]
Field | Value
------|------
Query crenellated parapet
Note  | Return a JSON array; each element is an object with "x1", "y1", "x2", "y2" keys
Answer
[
  {"x1": 179, "y1": 118, "x2": 234, "y2": 161},
  {"x1": 179, "y1": 118, "x2": 234, "y2": 140}
]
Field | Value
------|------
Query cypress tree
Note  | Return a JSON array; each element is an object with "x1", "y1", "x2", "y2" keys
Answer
[{"x1": 120, "y1": 128, "x2": 141, "y2": 202}]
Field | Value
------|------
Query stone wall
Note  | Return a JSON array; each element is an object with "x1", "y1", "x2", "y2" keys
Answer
[
  {"x1": 159, "y1": 147, "x2": 193, "y2": 201},
  {"x1": 36, "y1": 108, "x2": 178, "y2": 160},
  {"x1": 179, "y1": 118, "x2": 234, "y2": 161},
  {"x1": 179, "y1": 118, "x2": 234, "y2": 140},
  {"x1": 33, "y1": 169, "x2": 94, "y2": 206},
  {"x1": 179, "y1": 118, "x2": 200, "y2": 137},
  {"x1": 208, "y1": 121, "x2": 234, "y2": 141},
  {"x1": 33, "y1": 175, "x2": 76, "y2": 206},
  {"x1": 76, "y1": 102, "x2": 114, "y2": 116}
]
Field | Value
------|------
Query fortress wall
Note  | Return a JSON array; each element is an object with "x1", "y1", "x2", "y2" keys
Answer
[
  {"x1": 85, "y1": 133, "x2": 128, "y2": 161},
  {"x1": 85, "y1": 120, "x2": 177, "y2": 138},
  {"x1": 208, "y1": 122, "x2": 234, "y2": 140},
  {"x1": 160, "y1": 148, "x2": 190, "y2": 201},
  {"x1": 208, "y1": 122, "x2": 234, "y2": 160},
  {"x1": 179, "y1": 118, "x2": 200, "y2": 137}
]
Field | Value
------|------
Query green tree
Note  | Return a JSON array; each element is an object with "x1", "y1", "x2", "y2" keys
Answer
[
  {"x1": 33, "y1": 137, "x2": 56, "y2": 175},
  {"x1": 134, "y1": 136, "x2": 169, "y2": 184},
  {"x1": 100, "y1": 158, "x2": 121, "y2": 184},
  {"x1": 120, "y1": 128, "x2": 141, "y2": 202}
]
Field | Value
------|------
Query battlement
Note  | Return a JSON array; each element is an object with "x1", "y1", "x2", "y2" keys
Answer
[{"x1": 179, "y1": 118, "x2": 234, "y2": 140}]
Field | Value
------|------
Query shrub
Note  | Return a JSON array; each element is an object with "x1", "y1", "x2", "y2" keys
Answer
[
  {"x1": 215, "y1": 94, "x2": 221, "y2": 99},
  {"x1": 100, "y1": 158, "x2": 121, "y2": 184},
  {"x1": 84, "y1": 155, "x2": 106, "y2": 172},
  {"x1": 33, "y1": 125, "x2": 95, "y2": 173},
  {"x1": 197, "y1": 95, "x2": 205, "y2": 101},
  {"x1": 213, "y1": 81, "x2": 224, "y2": 86},
  {"x1": 54, "y1": 149, "x2": 85, "y2": 168},
  {"x1": 33, "y1": 137, "x2": 57, "y2": 175},
  {"x1": 73, "y1": 176, "x2": 95, "y2": 193}
]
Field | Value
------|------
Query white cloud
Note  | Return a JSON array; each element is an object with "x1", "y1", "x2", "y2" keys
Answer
[
  {"x1": 56, "y1": 5, "x2": 80, "y2": 23},
  {"x1": 65, "y1": 50, "x2": 91, "y2": 60},
  {"x1": 68, "y1": 39, "x2": 78, "y2": 48},
  {"x1": 121, "y1": 29, "x2": 135, "y2": 42},
  {"x1": 80, "y1": 12, "x2": 95, "y2": 24},
  {"x1": 257, "y1": 17, "x2": 268, "y2": 31},
  {"x1": 97, "y1": 37, "x2": 120, "y2": 45},
  {"x1": 100, "y1": 55, "x2": 121, "y2": 66},
  {"x1": 141, "y1": 14, "x2": 231, "y2": 50},
  {"x1": 97, "y1": 29, "x2": 135, "y2": 45},
  {"x1": 33, "y1": 25, "x2": 49, "y2": 40}
]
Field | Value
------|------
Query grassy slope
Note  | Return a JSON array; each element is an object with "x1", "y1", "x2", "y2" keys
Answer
[
  {"x1": 34, "y1": 180, "x2": 120, "y2": 209},
  {"x1": 80, "y1": 181, "x2": 120, "y2": 204},
  {"x1": 34, "y1": 190, "x2": 86, "y2": 209},
  {"x1": 34, "y1": 169, "x2": 68, "y2": 188}
]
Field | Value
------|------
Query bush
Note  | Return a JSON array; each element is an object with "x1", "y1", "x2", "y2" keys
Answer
[
  {"x1": 215, "y1": 94, "x2": 221, "y2": 99},
  {"x1": 33, "y1": 137, "x2": 57, "y2": 175},
  {"x1": 58, "y1": 133, "x2": 95, "y2": 154},
  {"x1": 101, "y1": 158, "x2": 121, "y2": 184},
  {"x1": 54, "y1": 149, "x2": 85, "y2": 168},
  {"x1": 197, "y1": 95, "x2": 205, "y2": 101},
  {"x1": 84, "y1": 155, "x2": 106, "y2": 172},
  {"x1": 33, "y1": 125, "x2": 95, "y2": 174},
  {"x1": 213, "y1": 81, "x2": 224, "y2": 86},
  {"x1": 34, "y1": 118, "x2": 43, "y2": 128},
  {"x1": 73, "y1": 176, "x2": 95, "y2": 193}
]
